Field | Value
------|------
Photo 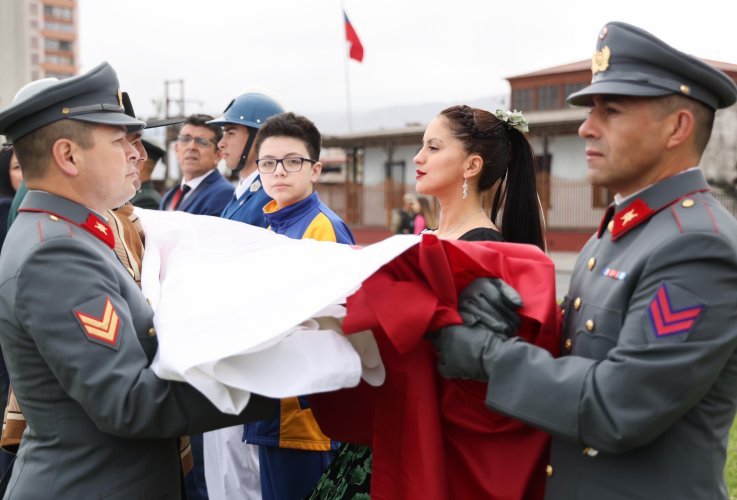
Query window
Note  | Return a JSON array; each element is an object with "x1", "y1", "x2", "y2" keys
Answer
[
  {"x1": 45, "y1": 39, "x2": 72, "y2": 51},
  {"x1": 538, "y1": 85, "x2": 560, "y2": 110},
  {"x1": 536, "y1": 153, "x2": 552, "y2": 209},
  {"x1": 512, "y1": 89, "x2": 533, "y2": 112},
  {"x1": 44, "y1": 6, "x2": 73, "y2": 19},
  {"x1": 45, "y1": 21, "x2": 75, "y2": 32},
  {"x1": 592, "y1": 186, "x2": 613, "y2": 208},
  {"x1": 45, "y1": 54, "x2": 74, "y2": 65},
  {"x1": 564, "y1": 83, "x2": 586, "y2": 103}
]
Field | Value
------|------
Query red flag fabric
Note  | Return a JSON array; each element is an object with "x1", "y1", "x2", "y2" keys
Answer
[
  {"x1": 344, "y1": 11, "x2": 364, "y2": 62},
  {"x1": 309, "y1": 235, "x2": 561, "y2": 499}
]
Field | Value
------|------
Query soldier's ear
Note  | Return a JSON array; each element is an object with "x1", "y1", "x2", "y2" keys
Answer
[
  {"x1": 664, "y1": 108, "x2": 695, "y2": 151},
  {"x1": 51, "y1": 138, "x2": 80, "y2": 177}
]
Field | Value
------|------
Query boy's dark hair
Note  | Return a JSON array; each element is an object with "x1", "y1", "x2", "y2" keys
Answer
[
  {"x1": 183, "y1": 113, "x2": 222, "y2": 145},
  {"x1": 254, "y1": 112, "x2": 321, "y2": 160}
]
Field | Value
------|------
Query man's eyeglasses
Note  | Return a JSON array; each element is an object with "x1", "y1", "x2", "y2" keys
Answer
[
  {"x1": 256, "y1": 157, "x2": 316, "y2": 174},
  {"x1": 177, "y1": 134, "x2": 215, "y2": 148}
]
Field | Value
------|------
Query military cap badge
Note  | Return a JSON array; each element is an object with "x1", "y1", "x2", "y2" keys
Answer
[{"x1": 591, "y1": 46, "x2": 611, "y2": 75}]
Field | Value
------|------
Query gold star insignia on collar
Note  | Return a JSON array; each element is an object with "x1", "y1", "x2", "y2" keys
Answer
[
  {"x1": 95, "y1": 222, "x2": 108, "y2": 234},
  {"x1": 620, "y1": 209, "x2": 638, "y2": 226}
]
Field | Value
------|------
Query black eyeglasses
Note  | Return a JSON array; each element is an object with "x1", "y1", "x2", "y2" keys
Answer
[
  {"x1": 256, "y1": 157, "x2": 316, "y2": 174},
  {"x1": 177, "y1": 134, "x2": 215, "y2": 148}
]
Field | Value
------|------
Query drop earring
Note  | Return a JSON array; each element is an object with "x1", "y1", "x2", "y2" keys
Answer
[{"x1": 462, "y1": 178, "x2": 469, "y2": 199}]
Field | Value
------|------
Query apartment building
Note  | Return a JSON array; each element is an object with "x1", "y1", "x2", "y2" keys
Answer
[{"x1": 0, "y1": 0, "x2": 78, "y2": 109}]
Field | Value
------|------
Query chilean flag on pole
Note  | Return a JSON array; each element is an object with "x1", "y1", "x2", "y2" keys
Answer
[{"x1": 344, "y1": 10, "x2": 364, "y2": 62}]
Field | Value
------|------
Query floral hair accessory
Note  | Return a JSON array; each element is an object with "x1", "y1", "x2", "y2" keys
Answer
[{"x1": 494, "y1": 109, "x2": 529, "y2": 134}]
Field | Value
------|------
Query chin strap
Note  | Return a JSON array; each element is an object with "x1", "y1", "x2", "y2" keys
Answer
[{"x1": 234, "y1": 127, "x2": 257, "y2": 174}]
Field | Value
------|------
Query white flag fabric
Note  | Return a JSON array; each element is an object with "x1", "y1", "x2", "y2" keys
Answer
[{"x1": 136, "y1": 208, "x2": 420, "y2": 414}]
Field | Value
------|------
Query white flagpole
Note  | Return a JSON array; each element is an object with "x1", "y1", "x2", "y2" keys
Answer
[{"x1": 342, "y1": 0, "x2": 354, "y2": 133}]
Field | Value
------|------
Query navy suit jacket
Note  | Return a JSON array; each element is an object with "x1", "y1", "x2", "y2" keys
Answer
[
  {"x1": 220, "y1": 176, "x2": 271, "y2": 228},
  {"x1": 160, "y1": 169, "x2": 234, "y2": 216}
]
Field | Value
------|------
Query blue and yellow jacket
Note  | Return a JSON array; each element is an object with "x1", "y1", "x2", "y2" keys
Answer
[{"x1": 243, "y1": 191, "x2": 355, "y2": 450}]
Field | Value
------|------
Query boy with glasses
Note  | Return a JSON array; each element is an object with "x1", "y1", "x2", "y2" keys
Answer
[
  {"x1": 160, "y1": 114, "x2": 233, "y2": 215},
  {"x1": 246, "y1": 112, "x2": 354, "y2": 500}
]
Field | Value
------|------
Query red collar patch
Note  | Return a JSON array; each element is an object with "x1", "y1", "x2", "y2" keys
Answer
[
  {"x1": 80, "y1": 213, "x2": 115, "y2": 249},
  {"x1": 611, "y1": 198, "x2": 654, "y2": 241},
  {"x1": 598, "y1": 188, "x2": 711, "y2": 242},
  {"x1": 18, "y1": 208, "x2": 115, "y2": 249}
]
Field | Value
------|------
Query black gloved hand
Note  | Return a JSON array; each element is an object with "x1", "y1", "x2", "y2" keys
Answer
[
  {"x1": 457, "y1": 278, "x2": 522, "y2": 336},
  {"x1": 429, "y1": 278, "x2": 523, "y2": 381},
  {"x1": 430, "y1": 323, "x2": 510, "y2": 381}
]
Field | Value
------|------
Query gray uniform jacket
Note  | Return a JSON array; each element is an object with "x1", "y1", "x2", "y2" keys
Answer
[
  {"x1": 0, "y1": 191, "x2": 275, "y2": 499},
  {"x1": 483, "y1": 170, "x2": 737, "y2": 499}
]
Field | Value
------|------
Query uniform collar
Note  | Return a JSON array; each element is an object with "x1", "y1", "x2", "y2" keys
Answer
[
  {"x1": 18, "y1": 190, "x2": 115, "y2": 249},
  {"x1": 263, "y1": 191, "x2": 320, "y2": 230},
  {"x1": 597, "y1": 169, "x2": 710, "y2": 241}
]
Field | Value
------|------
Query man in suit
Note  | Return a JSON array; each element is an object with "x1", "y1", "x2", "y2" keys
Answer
[
  {"x1": 202, "y1": 91, "x2": 284, "y2": 499},
  {"x1": 431, "y1": 22, "x2": 737, "y2": 500},
  {"x1": 0, "y1": 62, "x2": 274, "y2": 499},
  {"x1": 160, "y1": 114, "x2": 233, "y2": 215}
]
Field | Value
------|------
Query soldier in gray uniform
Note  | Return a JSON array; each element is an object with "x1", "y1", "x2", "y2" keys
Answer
[
  {"x1": 0, "y1": 62, "x2": 275, "y2": 499},
  {"x1": 431, "y1": 21, "x2": 737, "y2": 500}
]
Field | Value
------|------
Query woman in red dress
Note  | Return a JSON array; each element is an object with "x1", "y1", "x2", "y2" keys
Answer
[{"x1": 309, "y1": 106, "x2": 557, "y2": 500}]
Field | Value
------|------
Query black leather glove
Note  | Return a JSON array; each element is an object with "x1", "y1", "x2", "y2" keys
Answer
[
  {"x1": 430, "y1": 323, "x2": 514, "y2": 381},
  {"x1": 429, "y1": 278, "x2": 522, "y2": 381},
  {"x1": 457, "y1": 278, "x2": 522, "y2": 336}
]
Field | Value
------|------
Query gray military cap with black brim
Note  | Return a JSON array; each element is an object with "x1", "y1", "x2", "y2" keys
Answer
[
  {"x1": 568, "y1": 21, "x2": 737, "y2": 110},
  {"x1": 0, "y1": 61, "x2": 145, "y2": 143}
]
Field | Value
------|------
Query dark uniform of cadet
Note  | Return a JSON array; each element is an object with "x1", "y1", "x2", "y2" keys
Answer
[
  {"x1": 432, "y1": 22, "x2": 737, "y2": 500},
  {"x1": 0, "y1": 62, "x2": 275, "y2": 499}
]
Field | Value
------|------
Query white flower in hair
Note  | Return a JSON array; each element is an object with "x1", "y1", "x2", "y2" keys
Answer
[{"x1": 494, "y1": 109, "x2": 529, "y2": 134}]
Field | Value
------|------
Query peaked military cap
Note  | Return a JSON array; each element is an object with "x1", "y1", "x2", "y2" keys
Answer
[
  {"x1": 568, "y1": 21, "x2": 737, "y2": 110},
  {"x1": 0, "y1": 62, "x2": 144, "y2": 142},
  {"x1": 141, "y1": 138, "x2": 165, "y2": 161}
]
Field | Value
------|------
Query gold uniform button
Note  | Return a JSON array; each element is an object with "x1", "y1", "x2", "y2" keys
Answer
[
  {"x1": 148, "y1": 327, "x2": 156, "y2": 337},
  {"x1": 574, "y1": 297, "x2": 582, "y2": 311},
  {"x1": 546, "y1": 464, "x2": 554, "y2": 477},
  {"x1": 607, "y1": 220, "x2": 614, "y2": 232},
  {"x1": 583, "y1": 447, "x2": 599, "y2": 457},
  {"x1": 564, "y1": 338, "x2": 572, "y2": 352},
  {"x1": 585, "y1": 319, "x2": 595, "y2": 332},
  {"x1": 682, "y1": 198, "x2": 695, "y2": 208},
  {"x1": 49, "y1": 215, "x2": 59, "y2": 221},
  {"x1": 587, "y1": 257, "x2": 596, "y2": 271}
]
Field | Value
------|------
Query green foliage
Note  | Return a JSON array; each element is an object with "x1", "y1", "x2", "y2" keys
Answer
[{"x1": 728, "y1": 420, "x2": 737, "y2": 499}]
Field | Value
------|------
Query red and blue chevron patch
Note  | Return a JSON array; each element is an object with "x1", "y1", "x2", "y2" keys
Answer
[{"x1": 648, "y1": 283, "x2": 703, "y2": 338}]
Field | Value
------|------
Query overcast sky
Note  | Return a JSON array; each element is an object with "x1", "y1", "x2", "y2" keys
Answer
[{"x1": 79, "y1": 0, "x2": 737, "y2": 129}]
